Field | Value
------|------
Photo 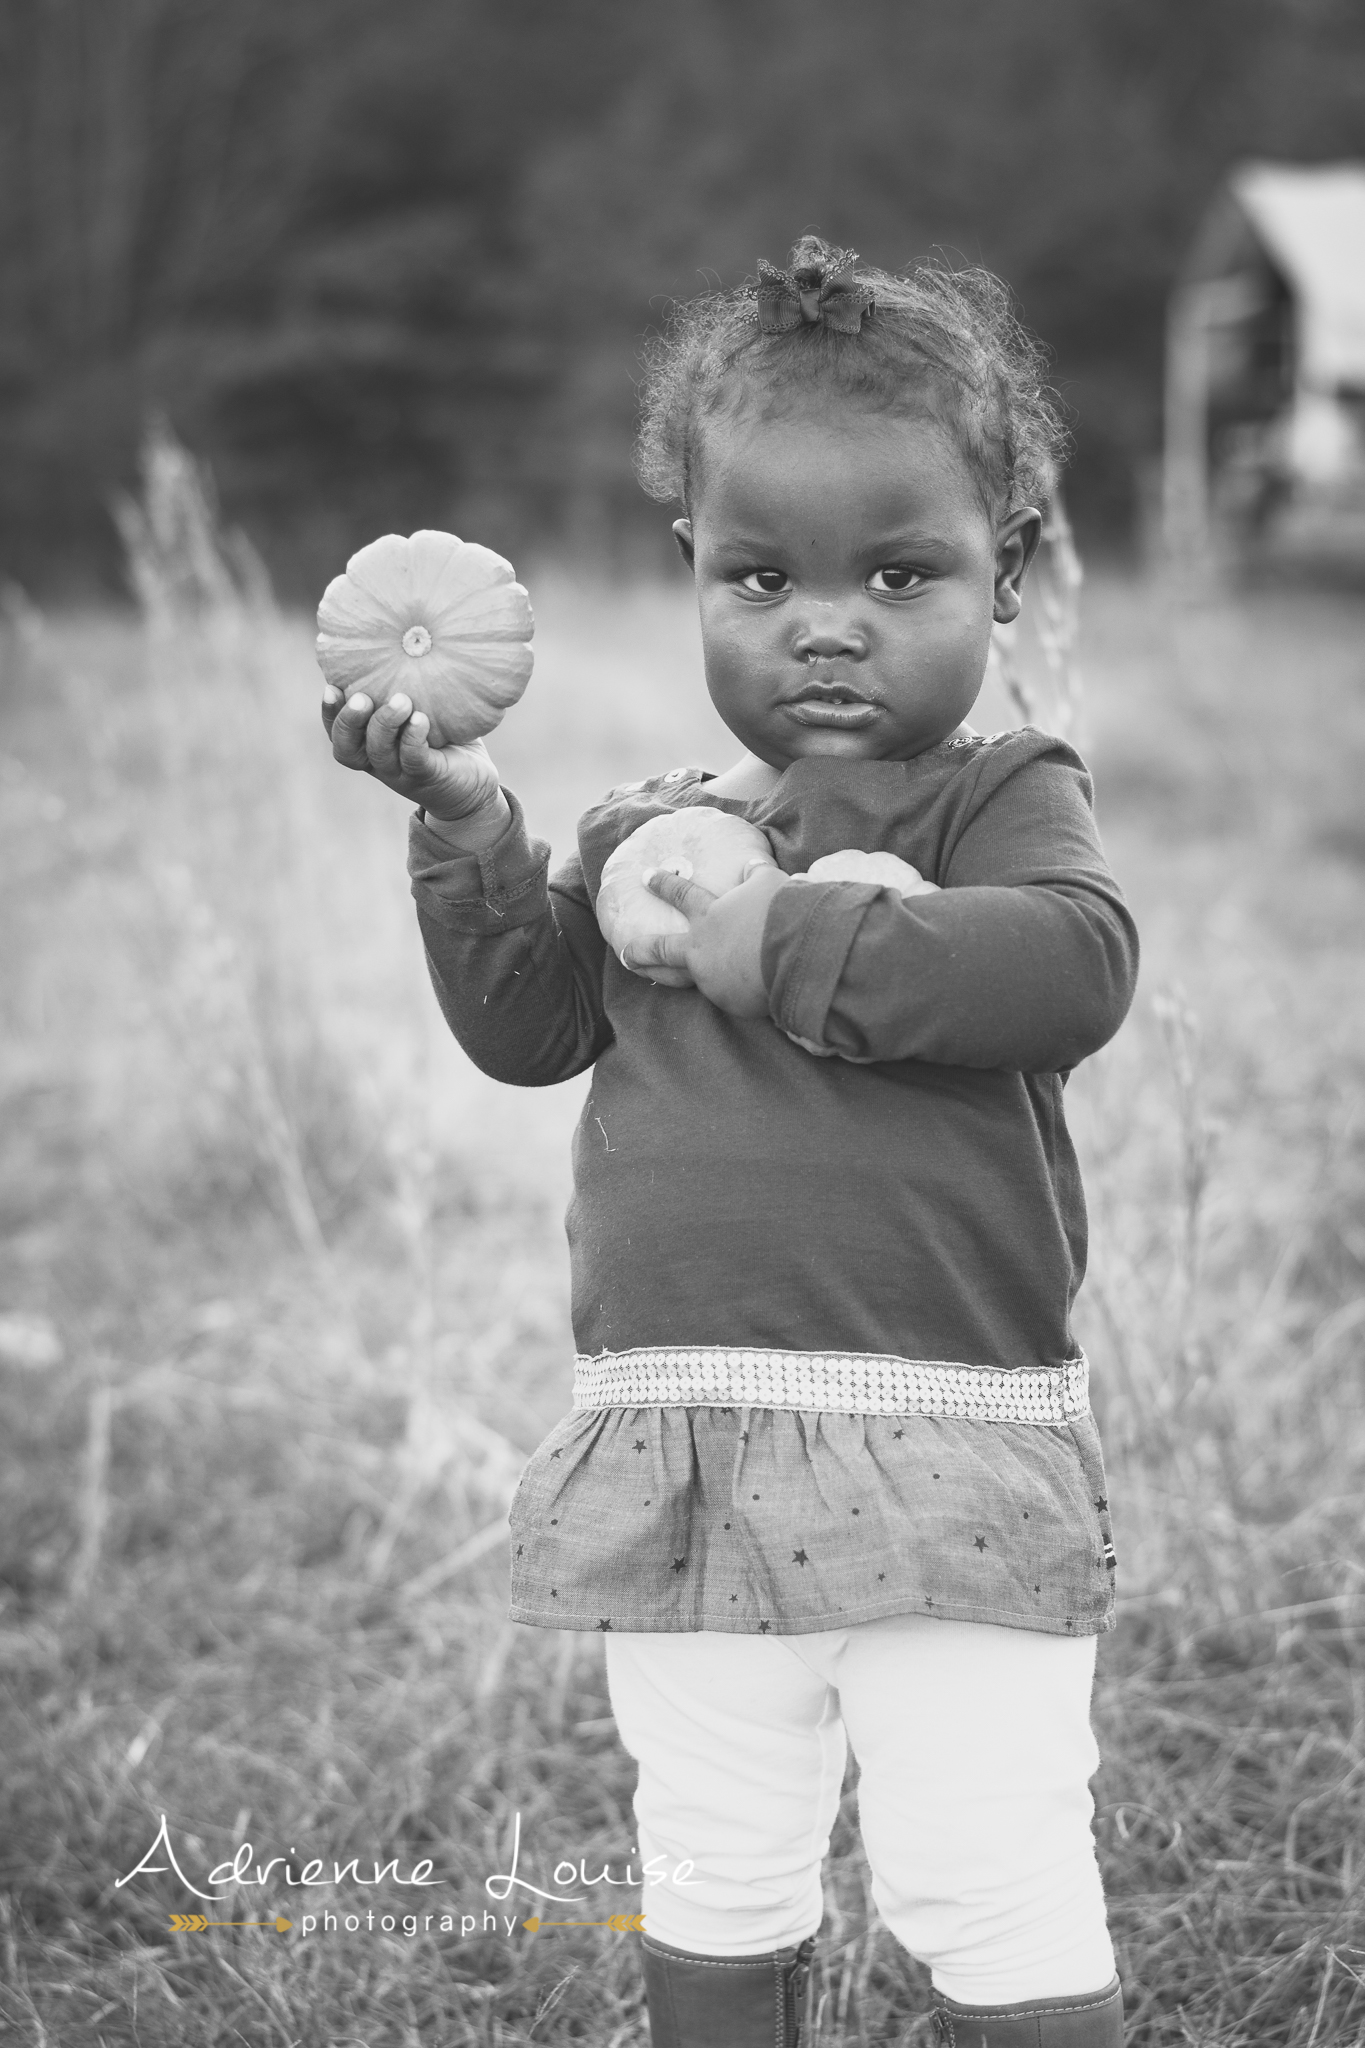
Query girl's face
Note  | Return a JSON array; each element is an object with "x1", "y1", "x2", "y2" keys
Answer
[{"x1": 674, "y1": 395, "x2": 1040, "y2": 771}]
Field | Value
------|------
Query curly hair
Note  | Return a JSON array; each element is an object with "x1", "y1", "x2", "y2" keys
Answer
[{"x1": 634, "y1": 236, "x2": 1068, "y2": 518}]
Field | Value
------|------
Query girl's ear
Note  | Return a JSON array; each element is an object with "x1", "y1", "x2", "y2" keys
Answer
[
  {"x1": 672, "y1": 518, "x2": 696, "y2": 571},
  {"x1": 993, "y1": 507, "x2": 1043, "y2": 625}
]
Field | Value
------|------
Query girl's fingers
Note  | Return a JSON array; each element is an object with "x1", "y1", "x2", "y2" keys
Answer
[
  {"x1": 330, "y1": 694, "x2": 375, "y2": 768},
  {"x1": 365, "y1": 693, "x2": 412, "y2": 772},
  {"x1": 621, "y1": 933, "x2": 691, "y2": 973},
  {"x1": 398, "y1": 712, "x2": 457, "y2": 793},
  {"x1": 649, "y1": 934, "x2": 691, "y2": 969},
  {"x1": 643, "y1": 868, "x2": 716, "y2": 918},
  {"x1": 320, "y1": 685, "x2": 342, "y2": 737},
  {"x1": 397, "y1": 708, "x2": 435, "y2": 768}
]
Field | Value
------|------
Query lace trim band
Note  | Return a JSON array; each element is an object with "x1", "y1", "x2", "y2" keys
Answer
[{"x1": 571, "y1": 1346, "x2": 1089, "y2": 1424}]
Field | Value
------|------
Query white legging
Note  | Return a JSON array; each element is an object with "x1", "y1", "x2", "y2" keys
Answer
[{"x1": 604, "y1": 1613, "x2": 1116, "y2": 2006}]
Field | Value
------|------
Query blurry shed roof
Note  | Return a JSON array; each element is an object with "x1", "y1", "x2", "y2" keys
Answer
[{"x1": 1215, "y1": 162, "x2": 1365, "y2": 388}]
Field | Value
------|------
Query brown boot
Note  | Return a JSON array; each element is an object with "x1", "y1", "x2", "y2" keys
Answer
[
  {"x1": 641, "y1": 1929, "x2": 816, "y2": 2046},
  {"x1": 931, "y1": 1975, "x2": 1124, "y2": 2046}
]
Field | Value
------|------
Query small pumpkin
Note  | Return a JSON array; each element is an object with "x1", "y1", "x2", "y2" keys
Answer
[
  {"x1": 316, "y1": 530, "x2": 533, "y2": 748},
  {"x1": 597, "y1": 806, "x2": 776, "y2": 985},
  {"x1": 795, "y1": 848, "x2": 939, "y2": 897}
]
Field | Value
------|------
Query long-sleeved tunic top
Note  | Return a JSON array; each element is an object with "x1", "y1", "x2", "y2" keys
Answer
[{"x1": 408, "y1": 728, "x2": 1139, "y2": 1637}]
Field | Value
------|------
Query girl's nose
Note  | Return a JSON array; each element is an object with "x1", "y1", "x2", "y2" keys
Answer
[{"x1": 791, "y1": 604, "x2": 869, "y2": 661}]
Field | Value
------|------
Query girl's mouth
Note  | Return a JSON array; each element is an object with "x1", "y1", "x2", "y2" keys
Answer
[
  {"x1": 786, "y1": 700, "x2": 880, "y2": 728},
  {"x1": 785, "y1": 683, "x2": 880, "y2": 729}
]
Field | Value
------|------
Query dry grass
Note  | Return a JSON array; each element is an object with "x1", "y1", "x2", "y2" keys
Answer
[{"x1": 0, "y1": 459, "x2": 1363, "y2": 2044}]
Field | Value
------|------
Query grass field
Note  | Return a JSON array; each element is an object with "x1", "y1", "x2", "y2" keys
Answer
[{"x1": 1, "y1": 471, "x2": 1364, "y2": 2045}]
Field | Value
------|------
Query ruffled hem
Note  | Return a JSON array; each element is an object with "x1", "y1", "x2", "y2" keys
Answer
[
  {"x1": 510, "y1": 1597, "x2": 1116, "y2": 1639},
  {"x1": 507, "y1": 1401, "x2": 1117, "y2": 1639}
]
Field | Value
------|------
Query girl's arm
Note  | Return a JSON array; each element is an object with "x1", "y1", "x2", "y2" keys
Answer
[
  {"x1": 410, "y1": 795, "x2": 613, "y2": 1086},
  {"x1": 321, "y1": 689, "x2": 610, "y2": 1085},
  {"x1": 761, "y1": 741, "x2": 1137, "y2": 1072},
  {"x1": 645, "y1": 737, "x2": 1137, "y2": 1074}
]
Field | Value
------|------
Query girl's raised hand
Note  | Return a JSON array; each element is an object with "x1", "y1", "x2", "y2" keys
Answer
[
  {"x1": 322, "y1": 687, "x2": 502, "y2": 824},
  {"x1": 629, "y1": 861, "x2": 790, "y2": 1018}
]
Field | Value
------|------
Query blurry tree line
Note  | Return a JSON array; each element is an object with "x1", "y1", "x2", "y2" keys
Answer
[{"x1": 3, "y1": 0, "x2": 1363, "y2": 595}]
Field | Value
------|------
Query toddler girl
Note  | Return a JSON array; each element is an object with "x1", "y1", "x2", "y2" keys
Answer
[{"x1": 325, "y1": 237, "x2": 1137, "y2": 2047}]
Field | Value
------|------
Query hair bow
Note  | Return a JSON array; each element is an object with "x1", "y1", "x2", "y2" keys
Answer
[{"x1": 755, "y1": 242, "x2": 875, "y2": 335}]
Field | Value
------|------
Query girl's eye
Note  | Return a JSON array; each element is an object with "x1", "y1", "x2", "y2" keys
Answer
[
  {"x1": 868, "y1": 565, "x2": 925, "y2": 593},
  {"x1": 740, "y1": 569, "x2": 791, "y2": 595}
]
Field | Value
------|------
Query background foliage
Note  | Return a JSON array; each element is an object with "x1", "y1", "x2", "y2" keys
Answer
[
  {"x1": 4, "y1": 0, "x2": 1365, "y2": 593},
  {"x1": 1, "y1": 439, "x2": 1363, "y2": 2045}
]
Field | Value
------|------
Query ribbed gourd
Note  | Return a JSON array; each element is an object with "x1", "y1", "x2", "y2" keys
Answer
[
  {"x1": 796, "y1": 848, "x2": 939, "y2": 896},
  {"x1": 597, "y1": 807, "x2": 776, "y2": 986},
  {"x1": 316, "y1": 530, "x2": 533, "y2": 748}
]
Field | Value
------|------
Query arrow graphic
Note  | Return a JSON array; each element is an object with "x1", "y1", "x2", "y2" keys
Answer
[
  {"x1": 523, "y1": 1913, "x2": 645, "y2": 1934},
  {"x1": 169, "y1": 1914, "x2": 292, "y2": 1933}
]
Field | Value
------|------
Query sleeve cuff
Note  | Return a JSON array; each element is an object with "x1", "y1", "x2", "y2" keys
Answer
[
  {"x1": 408, "y1": 787, "x2": 552, "y2": 933},
  {"x1": 761, "y1": 879, "x2": 879, "y2": 1049}
]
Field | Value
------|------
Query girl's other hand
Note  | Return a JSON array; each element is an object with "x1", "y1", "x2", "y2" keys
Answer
[
  {"x1": 630, "y1": 861, "x2": 790, "y2": 1017},
  {"x1": 322, "y1": 687, "x2": 505, "y2": 833}
]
